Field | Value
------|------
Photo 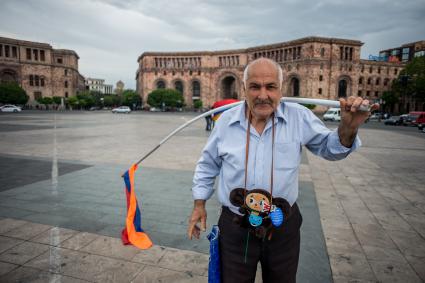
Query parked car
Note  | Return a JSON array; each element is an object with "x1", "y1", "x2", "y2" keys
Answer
[
  {"x1": 323, "y1": 108, "x2": 341, "y2": 121},
  {"x1": 369, "y1": 112, "x2": 382, "y2": 120},
  {"x1": 0, "y1": 104, "x2": 22, "y2": 112},
  {"x1": 384, "y1": 116, "x2": 404, "y2": 126},
  {"x1": 407, "y1": 112, "x2": 425, "y2": 127},
  {"x1": 112, "y1": 106, "x2": 131, "y2": 114},
  {"x1": 89, "y1": 106, "x2": 101, "y2": 111}
]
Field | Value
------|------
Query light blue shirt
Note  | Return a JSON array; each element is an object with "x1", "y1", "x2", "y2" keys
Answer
[{"x1": 192, "y1": 101, "x2": 361, "y2": 214}]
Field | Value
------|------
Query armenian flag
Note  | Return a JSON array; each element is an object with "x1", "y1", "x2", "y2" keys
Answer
[{"x1": 121, "y1": 164, "x2": 153, "y2": 249}]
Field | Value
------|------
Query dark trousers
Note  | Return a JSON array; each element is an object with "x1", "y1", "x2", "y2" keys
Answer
[{"x1": 218, "y1": 203, "x2": 302, "y2": 283}]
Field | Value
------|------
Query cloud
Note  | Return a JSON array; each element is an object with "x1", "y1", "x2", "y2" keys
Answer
[{"x1": 1, "y1": 0, "x2": 424, "y2": 89}]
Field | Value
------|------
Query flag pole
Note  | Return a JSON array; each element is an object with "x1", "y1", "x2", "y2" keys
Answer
[{"x1": 127, "y1": 97, "x2": 370, "y2": 171}]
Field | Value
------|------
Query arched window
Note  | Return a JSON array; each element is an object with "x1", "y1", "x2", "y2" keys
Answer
[
  {"x1": 358, "y1": 77, "x2": 363, "y2": 84},
  {"x1": 156, "y1": 80, "x2": 166, "y2": 89},
  {"x1": 338, "y1": 79, "x2": 348, "y2": 97},
  {"x1": 320, "y1": 48, "x2": 325, "y2": 57},
  {"x1": 367, "y1": 78, "x2": 372, "y2": 85},
  {"x1": 64, "y1": 81, "x2": 68, "y2": 88},
  {"x1": 384, "y1": 78, "x2": 389, "y2": 86},
  {"x1": 376, "y1": 78, "x2": 380, "y2": 85},
  {"x1": 290, "y1": 78, "x2": 300, "y2": 97},
  {"x1": 174, "y1": 80, "x2": 183, "y2": 94},
  {"x1": 192, "y1": 81, "x2": 200, "y2": 98},
  {"x1": 29, "y1": 75, "x2": 34, "y2": 86},
  {"x1": 35, "y1": 75, "x2": 40, "y2": 87}
]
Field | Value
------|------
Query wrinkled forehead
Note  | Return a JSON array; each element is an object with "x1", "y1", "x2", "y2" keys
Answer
[{"x1": 246, "y1": 61, "x2": 279, "y2": 83}]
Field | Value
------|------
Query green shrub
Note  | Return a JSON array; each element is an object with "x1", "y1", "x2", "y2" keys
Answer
[
  {"x1": 147, "y1": 88, "x2": 184, "y2": 108},
  {"x1": 193, "y1": 100, "x2": 203, "y2": 109},
  {"x1": 0, "y1": 82, "x2": 29, "y2": 105}
]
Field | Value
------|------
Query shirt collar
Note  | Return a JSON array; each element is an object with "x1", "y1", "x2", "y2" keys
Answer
[{"x1": 228, "y1": 101, "x2": 287, "y2": 127}]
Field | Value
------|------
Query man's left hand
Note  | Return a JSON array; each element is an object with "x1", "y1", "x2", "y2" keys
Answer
[
  {"x1": 338, "y1": 96, "x2": 379, "y2": 147},
  {"x1": 339, "y1": 96, "x2": 379, "y2": 129}
]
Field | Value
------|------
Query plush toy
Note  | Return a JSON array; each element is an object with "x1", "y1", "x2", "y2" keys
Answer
[{"x1": 229, "y1": 188, "x2": 292, "y2": 238}]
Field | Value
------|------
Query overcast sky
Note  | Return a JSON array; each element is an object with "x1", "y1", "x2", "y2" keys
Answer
[{"x1": 1, "y1": 0, "x2": 424, "y2": 89}]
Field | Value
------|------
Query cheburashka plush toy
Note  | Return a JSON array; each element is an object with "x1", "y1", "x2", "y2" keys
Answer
[{"x1": 229, "y1": 188, "x2": 292, "y2": 239}]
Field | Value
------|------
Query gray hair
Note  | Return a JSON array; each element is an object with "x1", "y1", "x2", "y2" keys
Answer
[{"x1": 243, "y1": 58, "x2": 283, "y2": 90}]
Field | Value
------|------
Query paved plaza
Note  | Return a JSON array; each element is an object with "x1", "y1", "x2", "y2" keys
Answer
[{"x1": 0, "y1": 110, "x2": 424, "y2": 282}]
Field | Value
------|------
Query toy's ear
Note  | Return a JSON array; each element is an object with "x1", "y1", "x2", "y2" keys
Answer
[
  {"x1": 272, "y1": 197, "x2": 292, "y2": 217},
  {"x1": 229, "y1": 188, "x2": 247, "y2": 207}
]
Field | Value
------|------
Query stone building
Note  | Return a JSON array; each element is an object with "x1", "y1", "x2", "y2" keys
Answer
[
  {"x1": 0, "y1": 36, "x2": 84, "y2": 104},
  {"x1": 85, "y1": 78, "x2": 113, "y2": 94},
  {"x1": 115, "y1": 80, "x2": 124, "y2": 95},
  {"x1": 137, "y1": 36, "x2": 420, "y2": 113}
]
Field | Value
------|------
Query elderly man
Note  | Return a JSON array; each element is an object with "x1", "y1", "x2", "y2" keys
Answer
[{"x1": 188, "y1": 58, "x2": 377, "y2": 283}]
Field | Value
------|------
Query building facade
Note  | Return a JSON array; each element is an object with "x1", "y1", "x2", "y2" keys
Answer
[
  {"x1": 85, "y1": 78, "x2": 113, "y2": 95},
  {"x1": 137, "y1": 36, "x2": 421, "y2": 113},
  {"x1": 379, "y1": 40, "x2": 425, "y2": 63},
  {"x1": 0, "y1": 36, "x2": 84, "y2": 104}
]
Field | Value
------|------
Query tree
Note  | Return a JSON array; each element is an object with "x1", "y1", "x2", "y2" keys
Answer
[
  {"x1": 381, "y1": 91, "x2": 399, "y2": 112},
  {"x1": 392, "y1": 56, "x2": 425, "y2": 102},
  {"x1": 0, "y1": 82, "x2": 29, "y2": 105},
  {"x1": 67, "y1": 96, "x2": 79, "y2": 109},
  {"x1": 36, "y1": 97, "x2": 53, "y2": 110},
  {"x1": 147, "y1": 88, "x2": 184, "y2": 109},
  {"x1": 76, "y1": 92, "x2": 95, "y2": 109},
  {"x1": 52, "y1": 96, "x2": 62, "y2": 105},
  {"x1": 122, "y1": 89, "x2": 141, "y2": 109}
]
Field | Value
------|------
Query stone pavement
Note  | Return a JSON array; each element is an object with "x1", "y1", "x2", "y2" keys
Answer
[{"x1": 0, "y1": 111, "x2": 424, "y2": 282}]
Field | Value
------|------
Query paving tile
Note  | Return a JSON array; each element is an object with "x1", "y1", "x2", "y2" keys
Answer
[
  {"x1": 0, "y1": 241, "x2": 49, "y2": 265},
  {"x1": 369, "y1": 260, "x2": 422, "y2": 283},
  {"x1": 372, "y1": 211, "x2": 414, "y2": 232},
  {"x1": 80, "y1": 235, "x2": 140, "y2": 261},
  {"x1": 405, "y1": 255, "x2": 425, "y2": 282},
  {"x1": 3, "y1": 221, "x2": 51, "y2": 240},
  {"x1": 325, "y1": 239, "x2": 364, "y2": 257},
  {"x1": 0, "y1": 266, "x2": 90, "y2": 283},
  {"x1": 132, "y1": 265, "x2": 208, "y2": 283},
  {"x1": 0, "y1": 261, "x2": 18, "y2": 276},
  {"x1": 352, "y1": 224, "x2": 396, "y2": 249},
  {"x1": 0, "y1": 236, "x2": 24, "y2": 254},
  {"x1": 29, "y1": 227, "x2": 79, "y2": 246},
  {"x1": 328, "y1": 254, "x2": 376, "y2": 281},
  {"x1": 0, "y1": 218, "x2": 29, "y2": 234},
  {"x1": 59, "y1": 231, "x2": 99, "y2": 250},
  {"x1": 332, "y1": 276, "x2": 377, "y2": 283},
  {"x1": 362, "y1": 245, "x2": 406, "y2": 263},
  {"x1": 132, "y1": 245, "x2": 167, "y2": 265},
  {"x1": 158, "y1": 248, "x2": 209, "y2": 276},
  {"x1": 387, "y1": 230, "x2": 425, "y2": 258},
  {"x1": 25, "y1": 247, "x2": 144, "y2": 282}
]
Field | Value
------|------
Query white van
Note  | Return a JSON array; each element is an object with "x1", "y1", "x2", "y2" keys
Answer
[{"x1": 323, "y1": 108, "x2": 341, "y2": 121}]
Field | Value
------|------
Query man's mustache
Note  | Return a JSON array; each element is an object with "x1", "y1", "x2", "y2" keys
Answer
[{"x1": 254, "y1": 99, "x2": 273, "y2": 106}]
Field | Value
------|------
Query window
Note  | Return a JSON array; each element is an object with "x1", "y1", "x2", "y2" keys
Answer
[
  {"x1": 414, "y1": 51, "x2": 425, "y2": 57},
  {"x1": 366, "y1": 91, "x2": 370, "y2": 96},
  {"x1": 198, "y1": 71, "x2": 201, "y2": 76},
  {"x1": 65, "y1": 92, "x2": 68, "y2": 98},
  {"x1": 192, "y1": 81, "x2": 201, "y2": 97},
  {"x1": 57, "y1": 58, "x2": 63, "y2": 64},
  {"x1": 394, "y1": 68, "x2": 398, "y2": 75},
  {"x1": 65, "y1": 81, "x2": 68, "y2": 88},
  {"x1": 29, "y1": 75, "x2": 34, "y2": 86},
  {"x1": 320, "y1": 63, "x2": 324, "y2": 70},
  {"x1": 40, "y1": 50, "x2": 45, "y2": 61},
  {"x1": 189, "y1": 70, "x2": 193, "y2": 76},
  {"x1": 318, "y1": 88, "x2": 322, "y2": 95},
  {"x1": 26, "y1": 48, "x2": 31, "y2": 60},
  {"x1": 5, "y1": 45, "x2": 10, "y2": 57},
  {"x1": 369, "y1": 66, "x2": 373, "y2": 73},
  {"x1": 319, "y1": 75, "x2": 323, "y2": 81},
  {"x1": 33, "y1": 49, "x2": 38, "y2": 61},
  {"x1": 12, "y1": 46, "x2": 17, "y2": 58},
  {"x1": 156, "y1": 80, "x2": 166, "y2": 89},
  {"x1": 40, "y1": 77, "x2": 45, "y2": 87},
  {"x1": 367, "y1": 78, "x2": 372, "y2": 85},
  {"x1": 64, "y1": 69, "x2": 68, "y2": 76},
  {"x1": 0, "y1": 44, "x2": 2, "y2": 56},
  {"x1": 163, "y1": 71, "x2": 166, "y2": 76},
  {"x1": 35, "y1": 75, "x2": 39, "y2": 86},
  {"x1": 375, "y1": 91, "x2": 379, "y2": 97},
  {"x1": 359, "y1": 77, "x2": 363, "y2": 84},
  {"x1": 391, "y1": 49, "x2": 400, "y2": 56},
  {"x1": 376, "y1": 78, "x2": 380, "y2": 85},
  {"x1": 384, "y1": 78, "x2": 389, "y2": 86},
  {"x1": 377, "y1": 67, "x2": 381, "y2": 74},
  {"x1": 34, "y1": 91, "x2": 42, "y2": 100},
  {"x1": 402, "y1": 53, "x2": 409, "y2": 62},
  {"x1": 320, "y1": 48, "x2": 325, "y2": 57},
  {"x1": 358, "y1": 90, "x2": 362, "y2": 96}
]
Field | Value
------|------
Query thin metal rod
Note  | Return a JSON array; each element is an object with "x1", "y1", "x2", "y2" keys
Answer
[{"x1": 128, "y1": 97, "x2": 368, "y2": 170}]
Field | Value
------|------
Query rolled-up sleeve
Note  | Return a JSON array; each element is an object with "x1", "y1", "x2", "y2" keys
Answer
[
  {"x1": 302, "y1": 109, "x2": 361, "y2": 161},
  {"x1": 192, "y1": 127, "x2": 222, "y2": 200}
]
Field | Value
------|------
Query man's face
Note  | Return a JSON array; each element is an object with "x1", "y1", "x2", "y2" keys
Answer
[{"x1": 245, "y1": 61, "x2": 282, "y2": 121}]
